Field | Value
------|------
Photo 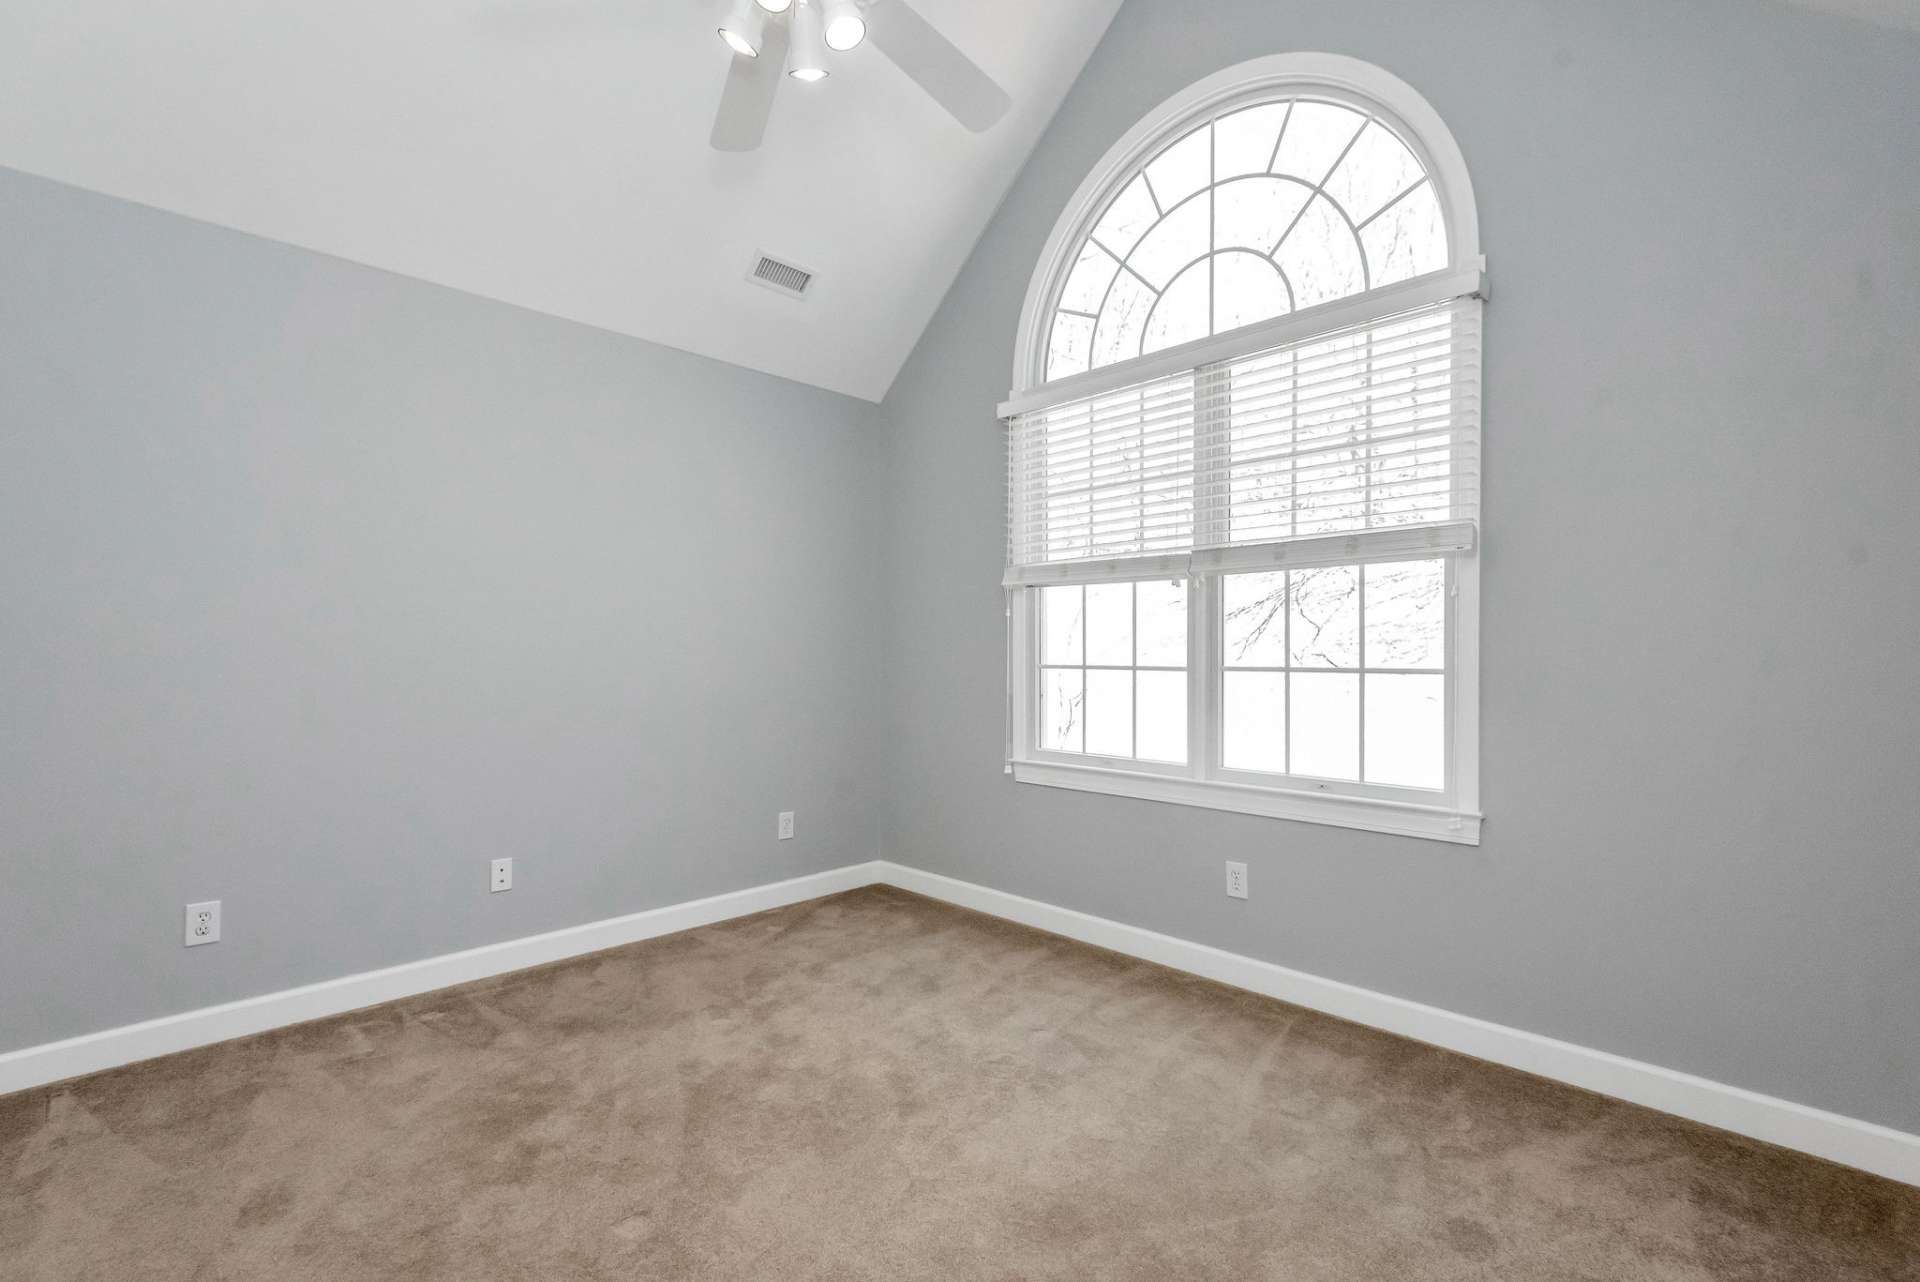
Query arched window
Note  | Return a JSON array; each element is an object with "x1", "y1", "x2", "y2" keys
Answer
[
  {"x1": 1041, "y1": 96, "x2": 1449, "y2": 381},
  {"x1": 1002, "y1": 55, "x2": 1485, "y2": 844}
]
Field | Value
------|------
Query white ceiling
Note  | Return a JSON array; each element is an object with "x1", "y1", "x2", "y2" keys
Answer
[{"x1": 0, "y1": 0, "x2": 1123, "y2": 401}]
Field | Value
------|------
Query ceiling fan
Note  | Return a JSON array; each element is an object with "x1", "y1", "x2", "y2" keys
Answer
[{"x1": 710, "y1": 0, "x2": 1012, "y2": 151}]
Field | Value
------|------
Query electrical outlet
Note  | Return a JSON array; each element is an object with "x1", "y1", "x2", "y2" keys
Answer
[
  {"x1": 777, "y1": 811, "x2": 795, "y2": 840},
  {"x1": 184, "y1": 900, "x2": 221, "y2": 946},
  {"x1": 1225, "y1": 861, "x2": 1249, "y2": 900},
  {"x1": 491, "y1": 858, "x2": 513, "y2": 893}
]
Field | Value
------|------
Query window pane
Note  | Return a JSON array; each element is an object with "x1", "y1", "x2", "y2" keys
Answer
[
  {"x1": 1144, "y1": 123, "x2": 1211, "y2": 210},
  {"x1": 1085, "y1": 669, "x2": 1133, "y2": 757},
  {"x1": 1365, "y1": 674, "x2": 1444, "y2": 789},
  {"x1": 1136, "y1": 670, "x2": 1188, "y2": 763},
  {"x1": 1275, "y1": 195, "x2": 1367, "y2": 307},
  {"x1": 1144, "y1": 260, "x2": 1211, "y2": 354},
  {"x1": 1223, "y1": 571, "x2": 1287, "y2": 667},
  {"x1": 1290, "y1": 672, "x2": 1359, "y2": 779},
  {"x1": 1272, "y1": 101, "x2": 1365, "y2": 186},
  {"x1": 1364, "y1": 560, "x2": 1445, "y2": 669},
  {"x1": 1214, "y1": 176, "x2": 1311, "y2": 256},
  {"x1": 1129, "y1": 191, "x2": 1210, "y2": 290},
  {"x1": 1041, "y1": 669, "x2": 1083, "y2": 752},
  {"x1": 1042, "y1": 585, "x2": 1083, "y2": 666},
  {"x1": 1085, "y1": 583, "x2": 1133, "y2": 666},
  {"x1": 1213, "y1": 102, "x2": 1287, "y2": 179},
  {"x1": 1092, "y1": 174, "x2": 1158, "y2": 259},
  {"x1": 1322, "y1": 121, "x2": 1423, "y2": 226},
  {"x1": 1361, "y1": 180, "x2": 1446, "y2": 287},
  {"x1": 1211, "y1": 250, "x2": 1291, "y2": 335},
  {"x1": 1058, "y1": 241, "x2": 1120, "y2": 314},
  {"x1": 1046, "y1": 313, "x2": 1093, "y2": 380},
  {"x1": 1092, "y1": 270, "x2": 1155, "y2": 368},
  {"x1": 1136, "y1": 579, "x2": 1187, "y2": 666},
  {"x1": 1224, "y1": 672, "x2": 1286, "y2": 773},
  {"x1": 1289, "y1": 565, "x2": 1360, "y2": 668}
]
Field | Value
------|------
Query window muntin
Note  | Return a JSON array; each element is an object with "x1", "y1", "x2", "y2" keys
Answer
[
  {"x1": 1029, "y1": 559, "x2": 1447, "y2": 796},
  {"x1": 1218, "y1": 560, "x2": 1446, "y2": 790},
  {"x1": 1039, "y1": 581, "x2": 1188, "y2": 764},
  {"x1": 1045, "y1": 97, "x2": 1448, "y2": 382}
]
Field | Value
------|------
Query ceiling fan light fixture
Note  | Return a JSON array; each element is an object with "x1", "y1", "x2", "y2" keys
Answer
[
  {"x1": 717, "y1": 0, "x2": 765, "y2": 57},
  {"x1": 787, "y1": 0, "x2": 829, "y2": 81},
  {"x1": 822, "y1": 0, "x2": 865, "y2": 51},
  {"x1": 753, "y1": 0, "x2": 793, "y2": 13}
]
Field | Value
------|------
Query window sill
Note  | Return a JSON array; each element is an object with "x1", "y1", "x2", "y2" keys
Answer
[{"x1": 1009, "y1": 759, "x2": 1482, "y2": 845}]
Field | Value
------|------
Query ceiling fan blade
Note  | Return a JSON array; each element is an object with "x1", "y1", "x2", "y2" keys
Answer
[
  {"x1": 710, "y1": 21, "x2": 789, "y2": 152},
  {"x1": 866, "y1": 0, "x2": 1011, "y2": 133}
]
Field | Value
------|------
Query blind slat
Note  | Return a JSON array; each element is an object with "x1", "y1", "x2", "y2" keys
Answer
[{"x1": 1006, "y1": 298, "x2": 1482, "y2": 576}]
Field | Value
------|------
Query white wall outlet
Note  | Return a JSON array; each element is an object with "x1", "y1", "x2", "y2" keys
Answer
[
  {"x1": 184, "y1": 900, "x2": 221, "y2": 946},
  {"x1": 1225, "y1": 861, "x2": 1249, "y2": 900},
  {"x1": 777, "y1": 811, "x2": 795, "y2": 840},
  {"x1": 490, "y1": 858, "x2": 513, "y2": 893}
]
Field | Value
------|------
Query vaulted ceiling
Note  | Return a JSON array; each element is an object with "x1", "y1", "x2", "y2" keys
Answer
[{"x1": 0, "y1": 0, "x2": 1123, "y2": 401}]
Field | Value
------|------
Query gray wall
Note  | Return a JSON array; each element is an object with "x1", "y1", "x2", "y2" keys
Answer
[
  {"x1": 1, "y1": 167, "x2": 886, "y2": 1052},
  {"x1": 878, "y1": 0, "x2": 1920, "y2": 1132},
  {"x1": 5, "y1": 0, "x2": 1918, "y2": 1137}
]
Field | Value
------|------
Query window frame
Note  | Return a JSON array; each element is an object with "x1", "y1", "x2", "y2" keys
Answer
[
  {"x1": 1011, "y1": 555, "x2": 1479, "y2": 845},
  {"x1": 1206, "y1": 559, "x2": 1456, "y2": 801},
  {"x1": 1032, "y1": 579, "x2": 1194, "y2": 769},
  {"x1": 1004, "y1": 54, "x2": 1483, "y2": 846}
]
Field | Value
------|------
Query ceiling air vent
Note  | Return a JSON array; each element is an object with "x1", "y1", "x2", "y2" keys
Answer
[{"x1": 747, "y1": 252, "x2": 814, "y2": 299}]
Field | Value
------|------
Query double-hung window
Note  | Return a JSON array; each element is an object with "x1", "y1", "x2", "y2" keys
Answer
[{"x1": 1003, "y1": 59, "x2": 1484, "y2": 843}]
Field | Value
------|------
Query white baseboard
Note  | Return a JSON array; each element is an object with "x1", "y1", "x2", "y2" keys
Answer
[
  {"x1": 871, "y1": 862, "x2": 1920, "y2": 1189},
  {"x1": 6, "y1": 856, "x2": 1914, "y2": 1190},
  {"x1": 0, "y1": 861, "x2": 884, "y2": 1097}
]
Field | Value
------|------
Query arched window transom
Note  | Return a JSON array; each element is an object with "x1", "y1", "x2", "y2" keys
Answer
[{"x1": 1045, "y1": 97, "x2": 1448, "y2": 382}]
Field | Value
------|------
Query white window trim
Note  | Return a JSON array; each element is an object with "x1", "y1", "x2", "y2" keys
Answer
[
  {"x1": 1011, "y1": 760, "x2": 1482, "y2": 845},
  {"x1": 1004, "y1": 53, "x2": 1484, "y2": 846}
]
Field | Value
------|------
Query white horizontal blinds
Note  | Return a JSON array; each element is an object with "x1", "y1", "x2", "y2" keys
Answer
[
  {"x1": 1006, "y1": 296, "x2": 1481, "y2": 586},
  {"x1": 1193, "y1": 298, "x2": 1481, "y2": 571},
  {"x1": 1006, "y1": 374, "x2": 1197, "y2": 582}
]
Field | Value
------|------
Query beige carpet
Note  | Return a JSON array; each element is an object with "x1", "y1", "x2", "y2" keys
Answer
[{"x1": 3, "y1": 886, "x2": 1915, "y2": 1281}]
